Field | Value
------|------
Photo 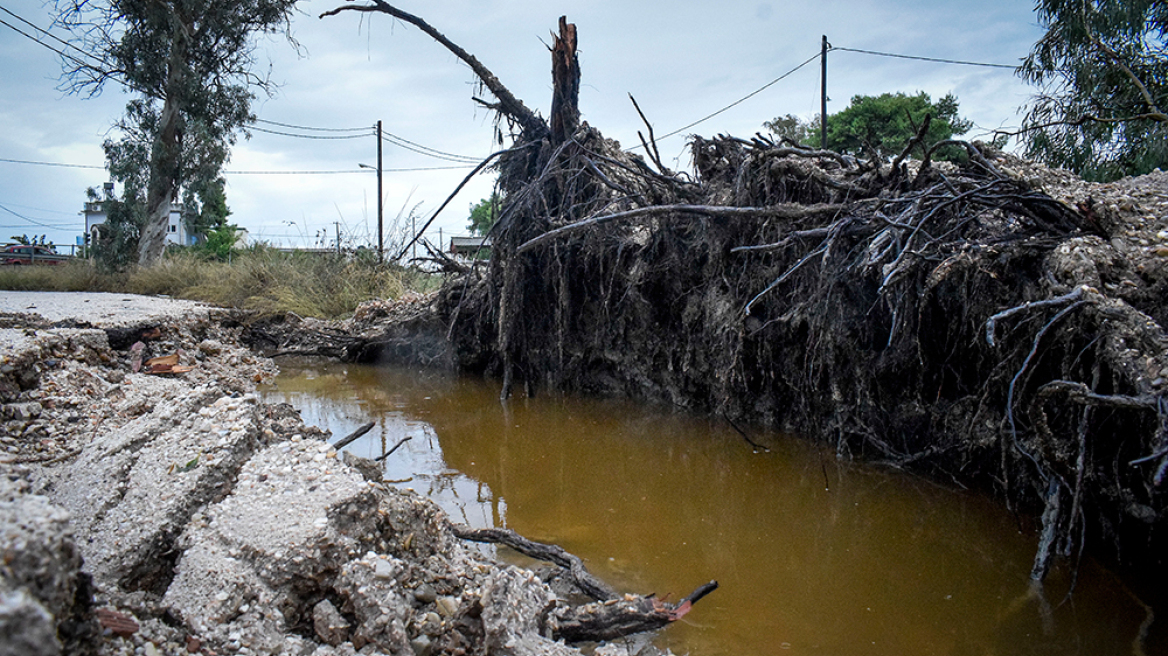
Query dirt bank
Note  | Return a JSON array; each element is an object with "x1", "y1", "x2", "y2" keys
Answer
[{"x1": 1, "y1": 296, "x2": 690, "y2": 656}]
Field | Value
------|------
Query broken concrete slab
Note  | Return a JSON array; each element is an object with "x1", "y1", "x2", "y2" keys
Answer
[
  {"x1": 33, "y1": 385, "x2": 261, "y2": 593},
  {"x1": 0, "y1": 470, "x2": 94, "y2": 656}
]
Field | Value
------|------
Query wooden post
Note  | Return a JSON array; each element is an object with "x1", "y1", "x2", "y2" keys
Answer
[
  {"x1": 821, "y1": 35, "x2": 829, "y2": 151},
  {"x1": 377, "y1": 120, "x2": 384, "y2": 262}
]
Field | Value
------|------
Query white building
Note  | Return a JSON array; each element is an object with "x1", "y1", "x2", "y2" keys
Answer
[{"x1": 82, "y1": 191, "x2": 194, "y2": 248}]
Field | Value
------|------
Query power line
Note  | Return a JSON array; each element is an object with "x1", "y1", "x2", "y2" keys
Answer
[
  {"x1": 253, "y1": 118, "x2": 370, "y2": 133},
  {"x1": 379, "y1": 134, "x2": 479, "y2": 163},
  {"x1": 0, "y1": 8, "x2": 103, "y2": 76},
  {"x1": 0, "y1": 200, "x2": 83, "y2": 216},
  {"x1": 0, "y1": 157, "x2": 104, "y2": 170},
  {"x1": 832, "y1": 46, "x2": 1018, "y2": 69},
  {"x1": 0, "y1": 156, "x2": 474, "y2": 174},
  {"x1": 249, "y1": 125, "x2": 371, "y2": 140},
  {"x1": 0, "y1": 4, "x2": 94, "y2": 60},
  {"x1": 646, "y1": 50, "x2": 823, "y2": 146},
  {"x1": 253, "y1": 119, "x2": 480, "y2": 162},
  {"x1": 224, "y1": 165, "x2": 475, "y2": 174},
  {"x1": 379, "y1": 131, "x2": 479, "y2": 163},
  {"x1": 0, "y1": 202, "x2": 75, "y2": 229}
]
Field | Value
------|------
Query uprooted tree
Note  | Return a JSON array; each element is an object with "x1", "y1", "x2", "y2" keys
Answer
[
  {"x1": 317, "y1": 3, "x2": 719, "y2": 642},
  {"x1": 320, "y1": 2, "x2": 1166, "y2": 586}
]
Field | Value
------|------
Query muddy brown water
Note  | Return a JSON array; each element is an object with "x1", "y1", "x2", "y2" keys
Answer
[{"x1": 262, "y1": 361, "x2": 1164, "y2": 656}]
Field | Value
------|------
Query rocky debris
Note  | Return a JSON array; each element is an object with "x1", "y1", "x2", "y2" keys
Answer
[
  {"x1": 1, "y1": 468, "x2": 95, "y2": 656},
  {"x1": 1, "y1": 300, "x2": 672, "y2": 656},
  {"x1": 240, "y1": 294, "x2": 453, "y2": 369}
]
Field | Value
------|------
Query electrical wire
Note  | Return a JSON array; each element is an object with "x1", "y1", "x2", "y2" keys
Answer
[
  {"x1": 0, "y1": 157, "x2": 104, "y2": 170},
  {"x1": 644, "y1": 50, "x2": 823, "y2": 146},
  {"x1": 379, "y1": 134, "x2": 479, "y2": 163},
  {"x1": 0, "y1": 4, "x2": 94, "y2": 61},
  {"x1": 0, "y1": 15, "x2": 95, "y2": 73},
  {"x1": 253, "y1": 118, "x2": 370, "y2": 133},
  {"x1": 831, "y1": 46, "x2": 1018, "y2": 69},
  {"x1": 223, "y1": 165, "x2": 475, "y2": 174},
  {"x1": 252, "y1": 120, "x2": 481, "y2": 162},
  {"x1": 249, "y1": 125, "x2": 371, "y2": 140},
  {"x1": 0, "y1": 202, "x2": 75, "y2": 229},
  {"x1": 0, "y1": 157, "x2": 474, "y2": 174},
  {"x1": 379, "y1": 131, "x2": 479, "y2": 163}
]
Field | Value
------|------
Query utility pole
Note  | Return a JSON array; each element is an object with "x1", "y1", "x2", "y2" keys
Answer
[
  {"x1": 821, "y1": 35, "x2": 829, "y2": 151},
  {"x1": 334, "y1": 221, "x2": 342, "y2": 256},
  {"x1": 376, "y1": 120, "x2": 384, "y2": 262}
]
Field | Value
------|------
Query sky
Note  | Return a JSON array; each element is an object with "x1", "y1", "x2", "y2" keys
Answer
[{"x1": 0, "y1": 0, "x2": 1046, "y2": 255}]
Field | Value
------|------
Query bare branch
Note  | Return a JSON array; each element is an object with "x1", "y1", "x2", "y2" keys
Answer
[{"x1": 321, "y1": 0, "x2": 548, "y2": 139}]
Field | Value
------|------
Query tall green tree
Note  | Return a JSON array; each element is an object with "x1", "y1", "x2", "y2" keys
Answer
[
  {"x1": 183, "y1": 175, "x2": 232, "y2": 244},
  {"x1": 763, "y1": 113, "x2": 815, "y2": 146},
  {"x1": 468, "y1": 193, "x2": 502, "y2": 235},
  {"x1": 55, "y1": 0, "x2": 298, "y2": 265},
  {"x1": 1019, "y1": 0, "x2": 1167, "y2": 181},
  {"x1": 816, "y1": 92, "x2": 972, "y2": 160}
]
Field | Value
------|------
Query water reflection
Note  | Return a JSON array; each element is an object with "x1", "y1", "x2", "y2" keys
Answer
[{"x1": 261, "y1": 360, "x2": 1163, "y2": 656}]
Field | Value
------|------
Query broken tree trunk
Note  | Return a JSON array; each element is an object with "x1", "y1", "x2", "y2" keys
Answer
[
  {"x1": 549, "y1": 16, "x2": 580, "y2": 144},
  {"x1": 451, "y1": 525, "x2": 616, "y2": 601}
]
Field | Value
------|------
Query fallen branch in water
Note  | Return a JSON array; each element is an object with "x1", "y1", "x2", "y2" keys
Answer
[
  {"x1": 375, "y1": 436, "x2": 413, "y2": 462},
  {"x1": 451, "y1": 524, "x2": 616, "y2": 600},
  {"x1": 551, "y1": 580, "x2": 719, "y2": 643},
  {"x1": 332, "y1": 421, "x2": 376, "y2": 450},
  {"x1": 450, "y1": 524, "x2": 717, "y2": 642}
]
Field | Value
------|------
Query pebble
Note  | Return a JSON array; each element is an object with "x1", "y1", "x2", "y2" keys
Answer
[
  {"x1": 414, "y1": 583, "x2": 438, "y2": 604},
  {"x1": 373, "y1": 559, "x2": 395, "y2": 580},
  {"x1": 436, "y1": 596, "x2": 459, "y2": 617}
]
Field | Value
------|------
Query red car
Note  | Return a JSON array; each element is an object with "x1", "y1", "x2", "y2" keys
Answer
[{"x1": 1, "y1": 244, "x2": 69, "y2": 265}]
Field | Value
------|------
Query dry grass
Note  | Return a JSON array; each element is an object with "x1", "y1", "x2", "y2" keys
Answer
[{"x1": 0, "y1": 247, "x2": 436, "y2": 319}]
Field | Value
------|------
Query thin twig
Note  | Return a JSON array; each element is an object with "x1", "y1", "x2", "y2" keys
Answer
[{"x1": 375, "y1": 436, "x2": 413, "y2": 461}]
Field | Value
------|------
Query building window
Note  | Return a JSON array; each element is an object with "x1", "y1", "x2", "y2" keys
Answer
[{"x1": 169, "y1": 225, "x2": 177, "y2": 233}]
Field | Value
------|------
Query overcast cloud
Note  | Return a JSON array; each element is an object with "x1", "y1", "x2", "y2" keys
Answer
[{"x1": 0, "y1": 0, "x2": 1043, "y2": 252}]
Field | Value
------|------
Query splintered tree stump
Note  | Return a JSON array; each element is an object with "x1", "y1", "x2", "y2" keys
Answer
[{"x1": 550, "y1": 16, "x2": 580, "y2": 144}]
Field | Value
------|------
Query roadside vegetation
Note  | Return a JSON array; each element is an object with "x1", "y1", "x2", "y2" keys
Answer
[{"x1": 0, "y1": 246, "x2": 437, "y2": 319}]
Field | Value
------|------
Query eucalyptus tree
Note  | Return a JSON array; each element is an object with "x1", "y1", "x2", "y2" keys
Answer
[
  {"x1": 1020, "y1": 0, "x2": 1167, "y2": 180},
  {"x1": 55, "y1": 0, "x2": 299, "y2": 265}
]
